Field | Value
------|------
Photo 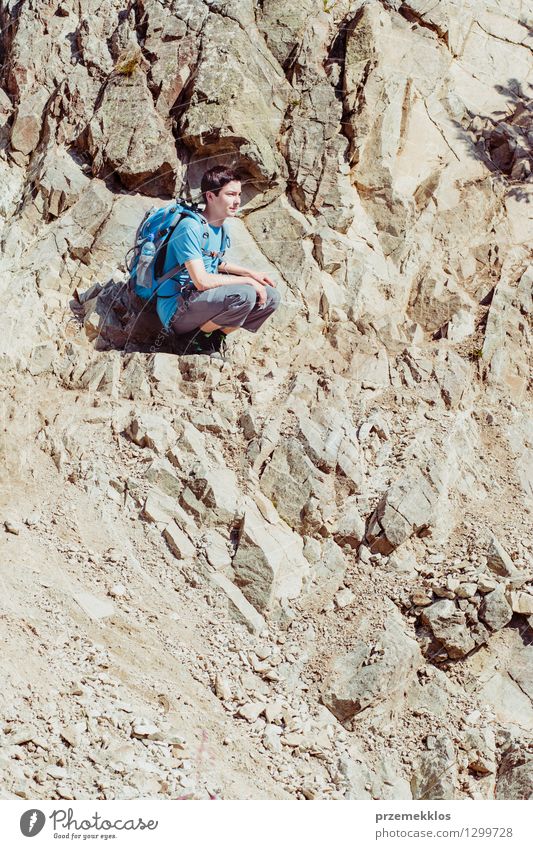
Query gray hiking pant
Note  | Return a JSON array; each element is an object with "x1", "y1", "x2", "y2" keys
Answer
[{"x1": 170, "y1": 283, "x2": 281, "y2": 335}]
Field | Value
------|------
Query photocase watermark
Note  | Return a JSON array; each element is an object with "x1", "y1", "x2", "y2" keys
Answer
[
  {"x1": 19, "y1": 807, "x2": 159, "y2": 840},
  {"x1": 20, "y1": 810, "x2": 46, "y2": 837}
]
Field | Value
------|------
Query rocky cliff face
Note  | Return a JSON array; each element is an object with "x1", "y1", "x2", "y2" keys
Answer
[{"x1": 0, "y1": 0, "x2": 531, "y2": 800}]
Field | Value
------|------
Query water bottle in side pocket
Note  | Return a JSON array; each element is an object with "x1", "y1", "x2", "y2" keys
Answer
[{"x1": 136, "y1": 239, "x2": 156, "y2": 290}]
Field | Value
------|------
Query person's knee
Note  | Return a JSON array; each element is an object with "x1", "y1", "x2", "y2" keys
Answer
[{"x1": 225, "y1": 286, "x2": 256, "y2": 309}]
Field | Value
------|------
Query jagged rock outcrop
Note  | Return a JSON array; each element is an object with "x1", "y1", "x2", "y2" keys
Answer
[{"x1": 0, "y1": 0, "x2": 531, "y2": 802}]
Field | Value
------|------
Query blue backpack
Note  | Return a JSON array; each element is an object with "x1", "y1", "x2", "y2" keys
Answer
[{"x1": 126, "y1": 199, "x2": 230, "y2": 302}]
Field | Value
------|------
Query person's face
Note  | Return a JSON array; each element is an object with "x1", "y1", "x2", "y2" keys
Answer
[{"x1": 206, "y1": 180, "x2": 241, "y2": 220}]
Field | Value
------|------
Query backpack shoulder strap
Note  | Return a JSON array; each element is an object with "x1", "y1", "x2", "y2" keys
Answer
[
  {"x1": 221, "y1": 224, "x2": 230, "y2": 252},
  {"x1": 152, "y1": 210, "x2": 209, "y2": 296},
  {"x1": 214, "y1": 226, "x2": 230, "y2": 268}
]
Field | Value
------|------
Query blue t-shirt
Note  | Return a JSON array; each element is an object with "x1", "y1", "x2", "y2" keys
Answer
[{"x1": 156, "y1": 217, "x2": 224, "y2": 328}]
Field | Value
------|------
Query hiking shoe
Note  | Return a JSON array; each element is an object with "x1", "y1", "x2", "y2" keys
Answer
[
  {"x1": 181, "y1": 329, "x2": 229, "y2": 360},
  {"x1": 204, "y1": 329, "x2": 228, "y2": 359},
  {"x1": 173, "y1": 328, "x2": 206, "y2": 355}
]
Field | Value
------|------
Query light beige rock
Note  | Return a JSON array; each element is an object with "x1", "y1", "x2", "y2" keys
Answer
[
  {"x1": 486, "y1": 535, "x2": 519, "y2": 578},
  {"x1": 322, "y1": 612, "x2": 421, "y2": 721},
  {"x1": 420, "y1": 600, "x2": 475, "y2": 659},
  {"x1": 496, "y1": 748, "x2": 533, "y2": 800},
  {"x1": 237, "y1": 702, "x2": 266, "y2": 723},
  {"x1": 411, "y1": 736, "x2": 458, "y2": 800},
  {"x1": 260, "y1": 437, "x2": 336, "y2": 535},
  {"x1": 185, "y1": 462, "x2": 242, "y2": 526},
  {"x1": 479, "y1": 589, "x2": 513, "y2": 631},
  {"x1": 510, "y1": 591, "x2": 533, "y2": 616},
  {"x1": 181, "y1": 12, "x2": 288, "y2": 186},
  {"x1": 163, "y1": 522, "x2": 196, "y2": 560},
  {"x1": 214, "y1": 675, "x2": 232, "y2": 702},
  {"x1": 126, "y1": 414, "x2": 177, "y2": 455},
  {"x1": 232, "y1": 497, "x2": 310, "y2": 613},
  {"x1": 203, "y1": 529, "x2": 233, "y2": 572},
  {"x1": 336, "y1": 499, "x2": 366, "y2": 549},
  {"x1": 366, "y1": 463, "x2": 444, "y2": 554},
  {"x1": 210, "y1": 572, "x2": 267, "y2": 636},
  {"x1": 84, "y1": 71, "x2": 180, "y2": 196},
  {"x1": 335, "y1": 588, "x2": 355, "y2": 609},
  {"x1": 151, "y1": 354, "x2": 180, "y2": 395},
  {"x1": 72, "y1": 591, "x2": 115, "y2": 621},
  {"x1": 144, "y1": 459, "x2": 183, "y2": 501}
]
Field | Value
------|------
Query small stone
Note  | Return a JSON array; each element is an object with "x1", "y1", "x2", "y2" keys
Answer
[
  {"x1": 72, "y1": 591, "x2": 115, "y2": 621},
  {"x1": 281, "y1": 732, "x2": 306, "y2": 748},
  {"x1": 24, "y1": 512, "x2": 41, "y2": 527},
  {"x1": 60, "y1": 726, "x2": 81, "y2": 748},
  {"x1": 4, "y1": 520, "x2": 22, "y2": 535},
  {"x1": 3, "y1": 727, "x2": 37, "y2": 746},
  {"x1": 455, "y1": 583, "x2": 478, "y2": 599},
  {"x1": 56, "y1": 785, "x2": 75, "y2": 799},
  {"x1": 210, "y1": 572, "x2": 267, "y2": 635},
  {"x1": 486, "y1": 535, "x2": 519, "y2": 577},
  {"x1": 411, "y1": 736, "x2": 457, "y2": 799},
  {"x1": 214, "y1": 675, "x2": 232, "y2": 702},
  {"x1": 109, "y1": 583, "x2": 127, "y2": 598},
  {"x1": 464, "y1": 727, "x2": 496, "y2": 776},
  {"x1": 468, "y1": 755, "x2": 494, "y2": 775},
  {"x1": 302, "y1": 536, "x2": 321, "y2": 565},
  {"x1": 420, "y1": 600, "x2": 475, "y2": 659},
  {"x1": 236, "y1": 702, "x2": 266, "y2": 723},
  {"x1": 47, "y1": 766, "x2": 68, "y2": 779},
  {"x1": 263, "y1": 670, "x2": 280, "y2": 682},
  {"x1": 163, "y1": 522, "x2": 196, "y2": 560},
  {"x1": 432, "y1": 585, "x2": 455, "y2": 600},
  {"x1": 166, "y1": 732, "x2": 186, "y2": 748},
  {"x1": 335, "y1": 588, "x2": 355, "y2": 609},
  {"x1": 336, "y1": 501, "x2": 365, "y2": 549},
  {"x1": 131, "y1": 720, "x2": 160, "y2": 739},
  {"x1": 477, "y1": 575, "x2": 498, "y2": 594},
  {"x1": 428, "y1": 554, "x2": 445, "y2": 564},
  {"x1": 254, "y1": 646, "x2": 272, "y2": 661},
  {"x1": 510, "y1": 591, "x2": 533, "y2": 616},
  {"x1": 358, "y1": 546, "x2": 371, "y2": 564},
  {"x1": 264, "y1": 702, "x2": 283, "y2": 724},
  {"x1": 250, "y1": 654, "x2": 271, "y2": 674},
  {"x1": 479, "y1": 588, "x2": 513, "y2": 631},
  {"x1": 464, "y1": 710, "x2": 481, "y2": 725},
  {"x1": 263, "y1": 725, "x2": 282, "y2": 753},
  {"x1": 389, "y1": 550, "x2": 419, "y2": 575},
  {"x1": 205, "y1": 531, "x2": 232, "y2": 570},
  {"x1": 411, "y1": 589, "x2": 433, "y2": 606},
  {"x1": 301, "y1": 786, "x2": 318, "y2": 799}
]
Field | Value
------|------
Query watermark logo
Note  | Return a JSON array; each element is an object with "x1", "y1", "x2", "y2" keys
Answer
[{"x1": 20, "y1": 809, "x2": 46, "y2": 837}]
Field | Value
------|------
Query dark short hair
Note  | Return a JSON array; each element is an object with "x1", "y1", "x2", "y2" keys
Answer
[{"x1": 201, "y1": 166, "x2": 241, "y2": 202}]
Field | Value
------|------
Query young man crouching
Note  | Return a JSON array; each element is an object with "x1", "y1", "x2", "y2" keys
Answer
[{"x1": 156, "y1": 166, "x2": 281, "y2": 358}]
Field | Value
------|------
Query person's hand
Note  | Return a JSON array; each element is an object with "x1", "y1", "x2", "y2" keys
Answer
[
  {"x1": 250, "y1": 271, "x2": 276, "y2": 287},
  {"x1": 249, "y1": 279, "x2": 267, "y2": 305}
]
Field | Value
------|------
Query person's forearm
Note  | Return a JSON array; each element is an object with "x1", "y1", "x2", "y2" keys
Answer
[
  {"x1": 197, "y1": 272, "x2": 254, "y2": 290},
  {"x1": 220, "y1": 261, "x2": 255, "y2": 277}
]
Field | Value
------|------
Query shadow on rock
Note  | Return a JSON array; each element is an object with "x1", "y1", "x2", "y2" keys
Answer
[
  {"x1": 70, "y1": 279, "x2": 178, "y2": 355},
  {"x1": 453, "y1": 77, "x2": 532, "y2": 203}
]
